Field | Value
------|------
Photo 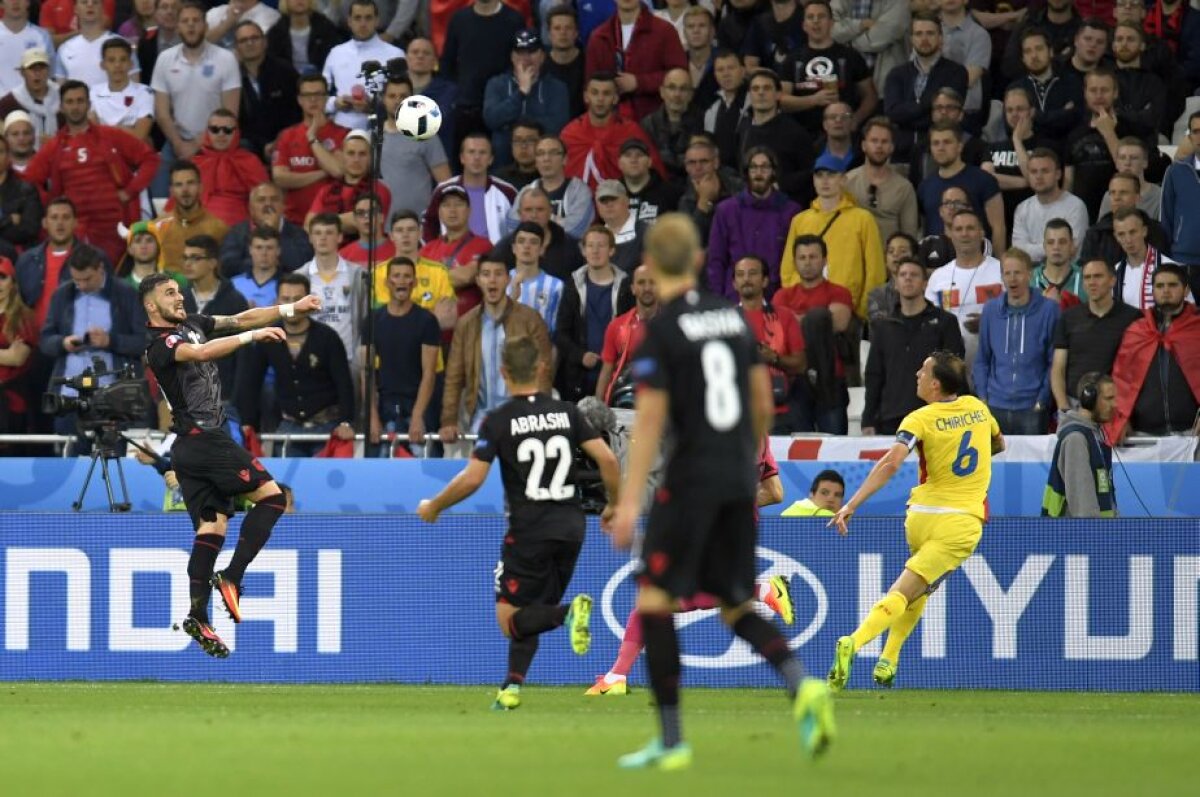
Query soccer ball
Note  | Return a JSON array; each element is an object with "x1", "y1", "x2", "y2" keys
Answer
[{"x1": 395, "y1": 95, "x2": 442, "y2": 141}]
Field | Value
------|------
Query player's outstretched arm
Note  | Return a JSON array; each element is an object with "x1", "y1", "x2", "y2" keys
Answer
[
  {"x1": 581, "y1": 437, "x2": 621, "y2": 522},
  {"x1": 173, "y1": 327, "x2": 287, "y2": 363},
  {"x1": 210, "y1": 294, "x2": 323, "y2": 334},
  {"x1": 829, "y1": 441, "x2": 908, "y2": 536},
  {"x1": 417, "y1": 459, "x2": 491, "y2": 523},
  {"x1": 757, "y1": 474, "x2": 784, "y2": 508},
  {"x1": 607, "y1": 387, "x2": 668, "y2": 548}
]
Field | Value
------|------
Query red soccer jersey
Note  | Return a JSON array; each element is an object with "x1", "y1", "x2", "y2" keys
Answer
[
  {"x1": 272, "y1": 121, "x2": 349, "y2": 225},
  {"x1": 774, "y1": 280, "x2": 854, "y2": 379},
  {"x1": 34, "y1": 247, "x2": 71, "y2": 330},
  {"x1": 419, "y1": 232, "x2": 493, "y2": 319},
  {"x1": 599, "y1": 307, "x2": 650, "y2": 404},
  {"x1": 743, "y1": 305, "x2": 804, "y2": 415},
  {"x1": 308, "y1": 180, "x2": 392, "y2": 227}
]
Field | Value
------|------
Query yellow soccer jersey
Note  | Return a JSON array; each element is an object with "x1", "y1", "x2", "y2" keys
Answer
[
  {"x1": 896, "y1": 396, "x2": 999, "y2": 520},
  {"x1": 373, "y1": 257, "x2": 455, "y2": 311}
]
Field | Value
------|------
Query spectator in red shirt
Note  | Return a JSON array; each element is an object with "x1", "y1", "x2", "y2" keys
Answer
[
  {"x1": 735, "y1": 253, "x2": 805, "y2": 432},
  {"x1": 14, "y1": 197, "x2": 108, "y2": 331},
  {"x1": 596, "y1": 262, "x2": 658, "y2": 406},
  {"x1": 338, "y1": 193, "x2": 395, "y2": 269},
  {"x1": 40, "y1": 0, "x2": 117, "y2": 47},
  {"x1": 774, "y1": 233, "x2": 854, "y2": 433},
  {"x1": 192, "y1": 108, "x2": 269, "y2": 227},
  {"x1": 419, "y1": 185, "x2": 493, "y2": 320},
  {"x1": 0, "y1": 255, "x2": 36, "y2": 435},
  {"x1": 271, "y1": 73, "x2": 348, "y2": 226},
  {"x1": 585, "y1": 0, "x2": 687, "y2": 121},
  {"x1": 305, "y1": 128, "x2": 390, "y2": 238},
  {"x1": 561, "y1": 72, "x2": 664, "y2": 190},
  {"x1": 21, "y1": 79, "x2": 160, "y2": 266}
]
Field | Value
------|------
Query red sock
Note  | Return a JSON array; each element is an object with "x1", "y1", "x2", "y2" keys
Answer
[
  {"x1": 677, "y1": 592, "x2": 720, "y2": 612},
  {"x1": 610, "y1": 609, "x2": 643, "y2": 676}
]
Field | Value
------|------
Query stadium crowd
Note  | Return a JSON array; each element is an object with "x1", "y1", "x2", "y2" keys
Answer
[{"x1": 1, "y1": 0, "x2": 1199, "y2": 457}]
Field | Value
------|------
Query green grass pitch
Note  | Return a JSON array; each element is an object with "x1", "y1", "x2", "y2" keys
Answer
[{"x1": 2, "y1": 683, "x2": 1193, "y2": 796}]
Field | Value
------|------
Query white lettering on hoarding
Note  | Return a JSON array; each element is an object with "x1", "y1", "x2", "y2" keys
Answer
[
  {"x1": 962, "y1": 555, "x2": 1055, "y2": 659},
  {"x1": 1064, "y1": 555, "x2": 1153, "y2": 661},
  {"x1": 5, "y1": 548, "x2": 91, "y2": 651},
  {"x1": 1175, "y1": 556, "x2": 1199, "y2": 662},
  {"x1": 109, "y1": 549, "x2": 191, "y2": 652}
]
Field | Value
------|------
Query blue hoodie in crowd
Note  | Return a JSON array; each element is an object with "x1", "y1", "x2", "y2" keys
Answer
[{"x1": 973, "y1": 289, "x2": 1059, "y2": 411}]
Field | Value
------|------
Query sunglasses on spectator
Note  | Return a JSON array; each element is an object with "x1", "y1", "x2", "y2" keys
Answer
[{"x1": 208, "y1": 125, "x2": 235, "y2": 135}]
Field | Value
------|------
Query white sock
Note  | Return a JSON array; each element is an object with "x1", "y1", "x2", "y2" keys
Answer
[{"x1": 603, "y1": 672, "x2": 626, "y2": 684}]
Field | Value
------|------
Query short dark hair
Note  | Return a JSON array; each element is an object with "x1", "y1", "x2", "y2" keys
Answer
[
  {"x1": 66, "y1": 246, "x2": 103, "y2": 272},
  {"x1": 390, "y1": 209, "x2": 420, "y2": 227},
  {"x1": 279, "y1": 272, "x2": 311, "y2": 293},
  {"x1": 502, "y1": 337, "x2": 541, "y2": 383},
  {"x1": 298, "y1": 73, "x2": 328, "y2": 92},
  {"x1": 712, "y1": 47, "x2": 741, "y2": 64},
  {"x1": 170, "y1": 159, "x2": 200, "y2": 180},
  {"x1": 46, "y1": 196, "x2": 76, "y2": 216},
  {"x1": 179, "y1": 0, "x2": 207, "y2": 15},
  {"x1": 385, "y1": 73, "x2": 413, "y2": 93},
  {"x1": 1019, "y1": 27, "x2": 1050, "y2": 49},
  {"x1": 308, "y1": 212, "x2": 342, "y2": 232},
  {"x1": 1085, "y1": 64, "x2": 1118, "y2": 88},
  {"x1": 733, "y1": 254, "x2": 767, "y2": 278},
  {"x1": 184, "y1": 235, "x2": 219, "y2": 260},
  {"x1": 1044, "y1": 217, "x2": 1073, "y2": 237},
  {"x1": 1153, "y1": 261, "x2": 1189, "y2": 286},
  {"x1": 234, "y1": 19, "x2": 265, "y2": 38},
  {"x1": 1110, "y1": 172, "x2": 1141, "y2": 192},
  {"x1": 512, "y1": 118, "x2": 545, "y2": 136},
  {"x1": 929, "y1": 120, "x2": 964, "y2": 141},
  {"x1": 951, "y1": 207, "x2": 983, "y2": 227},
  {"x1": 250, "y1": 225, "x2": 281, "y2": 243},
  {"x1": 810, "y1": 469, "x2": 844, "y2": 495},
  {"x1": 792, "y1": 234, "x2": 827, "y2": 259},
  {"x1": 1077, "y1": 16, "x2": 1112, "y2": 41},
  {"x1": 1081, "y1": 258, "x2": 1116, "y2": 275},
  {"x1": 101, "y1": 37, "x2": 132, "y2": 58},
  {"x1": 886, "y1": 231, "x2": 917, "y2": 253},
  {"x1": 747, "y1": 68, "x2": 781, "y2": 91},
  {"x1": 929, "y1": 351, "x2": 968, "y2": 396},
  {"x1": 545, "y1": 5, "x2": 578, "y2": 26},
  {"x1": 741, "y1": 145, "x2": 778, "y2": 178},
  {"x1": 139, "y1": 272, "x2": 174, "y2": 301},
  {"x1": 514, "y1": 220, "x2": 545, "y2": 242},
  {"x1": 1113, "y1": 206, "x2": 1146, "y2": 226},
  {"x1": 59, "y1": 79, "x2": 89, "y2": 103},
  {"x1": 387, "y1": 256, "x2": 416, "y2": 274},
  {"x1": 587, "y1": 71, "x2": 619, "y2": 89},
  {"x1": 1077, "y1": 371, "x2": 1113, "y2": 400},
  {"x1": 348, "y1": 0, "x2": 378, "y2": 15},
  {"x1": 911, "y1": 10, "x2": 942, "y2": 28}
]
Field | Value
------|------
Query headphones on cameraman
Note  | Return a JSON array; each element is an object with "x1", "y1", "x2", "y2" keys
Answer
[{"x1": 1078, "y1": 373, "x2": 1101, "y2": 412}]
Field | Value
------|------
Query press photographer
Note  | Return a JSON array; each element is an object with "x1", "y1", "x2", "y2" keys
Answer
[{"x1": 38, "y1": 247, "x2": 149, "y2": 448}]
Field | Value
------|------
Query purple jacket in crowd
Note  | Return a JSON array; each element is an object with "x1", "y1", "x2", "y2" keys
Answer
[{"x1": 707, "y1": 189, "x2": 803, "y2": 300}]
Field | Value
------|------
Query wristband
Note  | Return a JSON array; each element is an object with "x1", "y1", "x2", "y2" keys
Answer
[
  {"x1": 280, "y1": 302, "x2": 296, "y2": 318},
  {"x1": 238, "y1": 331, "x2": 254, "y2": 345}
]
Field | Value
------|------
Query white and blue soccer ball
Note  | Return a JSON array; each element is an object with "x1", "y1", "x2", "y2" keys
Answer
[{"x1": 395, "y1": 95, "x2": 442, "y2": 141}]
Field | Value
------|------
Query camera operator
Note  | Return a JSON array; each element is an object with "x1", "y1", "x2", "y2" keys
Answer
[{"x1": 39, "y1": 247, "x2": 147, "y2": 443}]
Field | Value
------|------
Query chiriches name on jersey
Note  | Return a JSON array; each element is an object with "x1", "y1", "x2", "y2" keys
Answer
[{"x1": 934, "y1": 410, "x2": 989, "y2": 432}]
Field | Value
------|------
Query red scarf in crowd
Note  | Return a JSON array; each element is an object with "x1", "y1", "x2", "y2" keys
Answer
[{"x1": 1107, "y1": 304, "x2": 1200, "y2": 441}]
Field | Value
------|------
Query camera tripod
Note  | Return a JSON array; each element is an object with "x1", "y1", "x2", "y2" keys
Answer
[{"x1": 72, "y1": 425, "x2": 132, "y2": 512}]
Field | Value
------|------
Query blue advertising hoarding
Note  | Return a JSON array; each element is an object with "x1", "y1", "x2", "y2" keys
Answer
[{"x1": 1, "y1": 514, "x2": 1195, "y2": 691}]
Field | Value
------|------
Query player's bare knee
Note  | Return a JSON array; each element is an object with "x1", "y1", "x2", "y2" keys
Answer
[
  {"x1": 247, "y1": 480, "x2": 282, "y2": 504},
  {"x1": 635, "y1": 586, "x2": 673, "y2": 615},
  {"x1": 196, "y1": 512, "x2": 228, "y2": 537},
  {"x1": 495, "y1": 603, "x2": 517, "y2": 637}
]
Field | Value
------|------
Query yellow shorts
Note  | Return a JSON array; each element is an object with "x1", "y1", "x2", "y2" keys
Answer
[{"x1": 903, "y1": 512, "x2": 982, "y2": 586}]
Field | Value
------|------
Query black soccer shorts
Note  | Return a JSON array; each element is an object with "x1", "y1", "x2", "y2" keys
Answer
[
  {"x1": 172, "y1": 429, "x2": 274, "y2": 530},
  {"x1": 639, "y1": 492, "x2": 758, "y2": 607},
  {"x1": 494, "y1": 536, "x2": 583, "y2": 607}
]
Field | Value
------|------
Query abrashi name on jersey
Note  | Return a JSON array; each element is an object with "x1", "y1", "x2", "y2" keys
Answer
[{"x1": 510, "y1": 412, "x2": 573, "y2": 436}]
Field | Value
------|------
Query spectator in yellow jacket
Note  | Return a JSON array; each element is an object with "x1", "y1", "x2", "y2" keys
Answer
[
  {"x1": 781, "y1": 469, "x2": 846, "y2": 517},
  {"x1": 779, "y1": 154, "x2": 886, "y2": 318}
]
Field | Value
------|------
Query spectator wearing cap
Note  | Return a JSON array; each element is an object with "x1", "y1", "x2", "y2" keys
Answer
[
  {"x1": 321, "y1": 0, "x2": 404, "y2": 132},
  {"x1": 595, "y1": 179, "x2": 645, "y2": 274},
  {"x1": 483, "y1": 29, "x2": 572, "y2": 169},
  {"x1": 419, "y1": 184, "x2": 494, "y2": 320},
  {"x1": 618, "y1": 137, "x2": 680, "y2": 226},
  {"x1": 3, "y1": 111, "x2": 37, "y2": 174},
  {"x1": 640, "y1": 67, "x2": 702, "y2": 179},
  {"x1": 0, "y1": 131, "x2": 41, "y2": 264},
  {"x1": 562, "y1": 71, "x2": 666, "y2": 190},
  {"x1": 585, "y1": 0, "x2": 688, "y2": 122},
  {"x1": 507, "y1": 220, "x2": 566, "y2": 335},
  {"x1": 0, "y1": 49, "x2": 60, "y2": 145},
  {"x1": 780, "y1": 152, "x2": 885, "y2": 319},
  {"x1": 0, "y1": 1, "x2": 54, "y2": 97},
  {"x1": 708, "y1": 145, "x2": 801, "y2": 299},
  {"x1": 305, "y1": 128, "x2": 393, "y2": 238},
  {"x1": 422, "y1": 132, "x2": 517, "y2": 245},
  {"x1": 677, "y1": 134, "x2": 742, "y2": 246}
]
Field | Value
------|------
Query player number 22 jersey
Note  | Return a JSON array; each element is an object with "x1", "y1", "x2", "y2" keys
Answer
[
  {"x1": 473, "y1": 393, "x2": 600, "y2": 542},
  {"x1": 896, "y1": 395, "x2": 999, "y2": 520}
]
